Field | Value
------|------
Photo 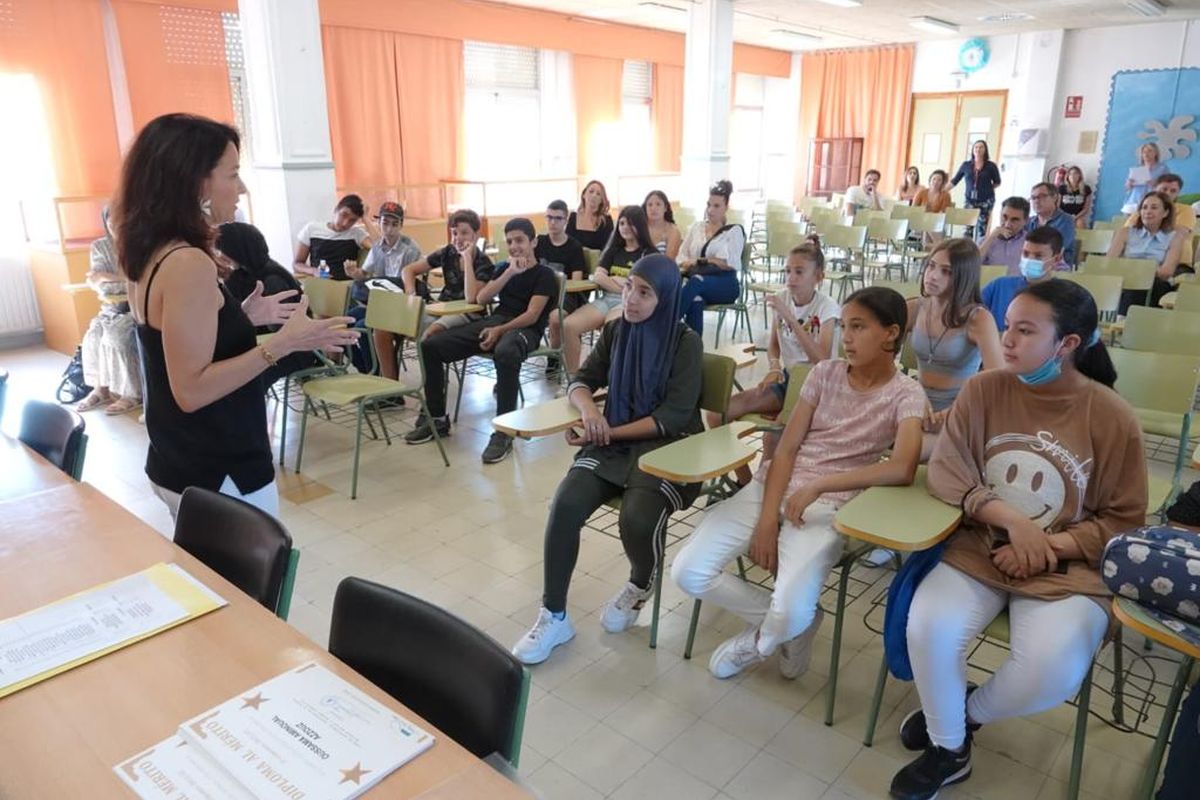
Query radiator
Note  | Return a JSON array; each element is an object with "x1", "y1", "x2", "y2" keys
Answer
[{"x1": 0, "y1": 254, "x2": 44, "y2": 336}]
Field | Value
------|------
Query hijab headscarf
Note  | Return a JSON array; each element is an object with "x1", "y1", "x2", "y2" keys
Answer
[{"x1": 604, "y1": 254, "x2": 683, "y2": 427}]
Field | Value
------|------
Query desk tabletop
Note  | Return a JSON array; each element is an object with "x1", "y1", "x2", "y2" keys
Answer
[
  {"x1": 832, "y1": 467, "x2": 962, "y2": 551},
  {"x1": 1113, "y1": 595, "x2": 1200, "y2": 660},
  {"x1": 0, "y1": 483, "x2": 531, "y2": 799},
  {"x1": 638, "y1": 421, "x2": 757, "y2": 483},
  {"x1": 565, "y1": 279, "x2": 597, "y2": 293},
  {"x1": 427, "y1": 300, "x2": 484, "y2": 317},
  {"x1": 0, "y1": 433, "x2": 71, "y2": 502},
  {"x1": 493, "y1": 395, "x2": 581, "y2": 439}
]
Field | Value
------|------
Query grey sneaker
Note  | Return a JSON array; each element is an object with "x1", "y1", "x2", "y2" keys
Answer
[
  {"x1": 481, "y1": 432, "x2": 513, "y2": 464},
  {"x1": 405, "y1": 415, "x2": 450, "y2": 444}
]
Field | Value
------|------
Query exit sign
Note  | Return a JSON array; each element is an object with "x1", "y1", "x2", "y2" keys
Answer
[{"x1": 1064, "y1": 96, "x2": 1083, "y2": 118}]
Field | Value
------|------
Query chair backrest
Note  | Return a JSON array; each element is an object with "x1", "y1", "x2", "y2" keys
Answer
[
  {"x1": 1109, "y1": 349, "x2": 1200, "y2": 417},
  {"x1": 779, "y1": 363, "x2": 811, "y2": 420},
  {"x1": 365, "y1": 290, "x2": 425, "y2": 338},
  {"x1": 870, "y1": 279, "x2": 922, "y2": 299},
  {"x1": 889, "y1": 204, "x2": 919, "y2": 221},
  {"x1": 824, "y1": 224, "x2": 868, "y2": 251},
  {"x1": 700, "y1": 353, "x2": 737, "y2": 421},
  {"x1": 768, "y1": 221, "x2": 805, "y2": 259},
  {"x1": 867, "y1": 217, "x2": 908, "y2": 243},
  {"x1": 852, "y1": 209, "x2": 888, "y2": 227},
  {"x1": 1060, "y1": 273, "x2": 1123, "y2": 319},
  {"x1": 1092, "y1": 220, "x2": 1120, "y2": 230},
  {"x1": 908, "y1": 212, "x2": 946, "y2": 235},
  {"x1": 1175, "y1": 282, "x2": 1200, "y2": 313},
  {"x1": 582, "y1": 247, "x2": 602, "y2": 276},
  {"x1": 1081, "y1": 256, "x2": 1158, "y2": 292},
  {"x1": 945, "y1": 206, "x2": 980, "y2": 227},
  {"x1": 1122, "y1": 307, "x2": 1200, "y2": 357},
  {"x1": 979, "y1": 264, "x2": 1006, "y2": 289},
  {"x1": 329, "y1": 577, "x2": 529, "y2": 766},
  {"x1": 1075, "y1": 228, "x2": 1114, "y2": 257},
  {"x1": 174, "y1": 487, "x2": 293, "y2": 613},
  {"x1": 19, "y1": 400, "x2": 86, "y2": 479},
  {"x1": 304, "y1": 277, "x2": 352, "y2": 318},
  {"x1": 830, "y1": 192, "x2": 845, "y2": 209},
  {"x1": 898, "y1": 333, "x2": 918, "y2": 373}
]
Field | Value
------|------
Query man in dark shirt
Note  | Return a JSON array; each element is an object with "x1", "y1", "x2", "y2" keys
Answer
[
  {"x1": 400, "y1": 208, "x2": 493, "y2": 338},
  {"x1": 406, "y1": 218, "x2": 558, "y2": 464}
]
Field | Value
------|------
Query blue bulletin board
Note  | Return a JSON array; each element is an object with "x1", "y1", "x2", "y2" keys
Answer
[{"x1": 1096, "y1": 68, "x2": 1199, "y2": 222}]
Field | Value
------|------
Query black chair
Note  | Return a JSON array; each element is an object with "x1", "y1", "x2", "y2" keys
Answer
[
  {"x1": 173, "y1": 487, "x2": 299, "y2": 619},
  {"x1": 329, "y1": 577, "x2": 531, "y2": 767},
  {"x1": 19, "y1": 399, "x2": 86, "y2": 479}
]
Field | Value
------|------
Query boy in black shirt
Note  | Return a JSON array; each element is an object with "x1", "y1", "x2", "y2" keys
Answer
[
  {"x1": 400, "y1": 209, "x2": 493, "y2": 338},
  {"x1": 406, "y1": 218, "x2": 558, "y2": 464}
]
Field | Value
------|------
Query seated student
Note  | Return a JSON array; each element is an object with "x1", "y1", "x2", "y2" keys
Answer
[
  {"x1": 890, "y1": 279, "x2": 1146, "y2": 800},
  {"x1": 345, "y1": 201, "x2": 421, "y2": 308},
  {"x1": 844, "y1": 169, "x2": 885, "y2": 216},
  {"x1": 567, "y1": 180, "x2": 615, "y2": 251},
  {"x1": 405, "y1": 218, "x2": 556, "y2": 464},
  {"x1": 1125, "y1": 173, "x2": 1195, "y2": 272},
  {"x1": 643, "y1": 190, "x2": 683, "y2": 258},
  {"x1": 713, "y1": 237, "x2": 839, "y2": 486},
  {"x1": 1025, "y1": 183, "x2": 1077, "y2": 267},
  {"x1": 979, "y1": 197, "x2": 1030, "y2": 276},
  {"x1": 898, "y1": 167, "x2": 923, "y2": 205},
  {"x1": 549, "y1": 205, "x2": 657, "y2": 375},
  {"x1": 536, "y1": 199, "x2": 587, "y2": 331},
  {"x1": 511, "y1": 255, "x2": 703, "y2": 664},
  {"x1": 293, "y1": 194, "x2": 375, "y2": 279},
  {"x1": 981, "y1": 226, "x2": 1062, "y2": 333},
  {"x1": 677, "y1": 180, "x2": 744, "y2": 335},
  {"x1": 400, "y1": 208, "x2": 494, "y2": 347},
  {"x1": 672, "y1": 287, "x2": 926, "y2": 680},
  {"x1": 1109, "y1": 190, "x2": 1186, "y2": 309},
  {"x1": 913, "y1": 170, "x2": 952, "y2": 214}
]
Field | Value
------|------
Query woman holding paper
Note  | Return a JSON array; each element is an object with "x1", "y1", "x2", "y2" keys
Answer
[
  {"x1": 115, "y1": 113, "x2": 359, "y2": 517},
  {"x1": 1121, "y1": 143, "x2": 1168, "y2": 214}
]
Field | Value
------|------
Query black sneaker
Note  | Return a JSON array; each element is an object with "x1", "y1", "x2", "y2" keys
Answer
[
  {"x1": 405, "y1": 415, "x2": 449, "y2": 444},
  {"x1": 544, "y1": 355, "x2": 562, "y2": 378},
  {"x1": 899, "y1": 684, "x2": 979, "y2": 752},
  {"x1": 481, "y1": 432, "x2": 513, "y2": 464},
  {"x1": 889, "y1": 740, "x2": 972, "y2": 800}
]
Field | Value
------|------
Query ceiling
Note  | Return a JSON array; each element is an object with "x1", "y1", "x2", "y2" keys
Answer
[{"x1": 496, "y1": 0, "x2": 1200, "y2": 51}]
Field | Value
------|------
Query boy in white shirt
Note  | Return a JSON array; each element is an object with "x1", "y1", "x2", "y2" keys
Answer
[{"x1": 844, "y1": 170, "x2": 884, "y2": 216}]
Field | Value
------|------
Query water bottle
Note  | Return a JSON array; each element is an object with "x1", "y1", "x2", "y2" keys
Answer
[{"x1": 318, "y1": 259, "x2": 329, "y2": 279}]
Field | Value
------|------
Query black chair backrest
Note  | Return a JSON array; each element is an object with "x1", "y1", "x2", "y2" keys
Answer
[
  {"x1": 329, "y1": 577, "x2": 526, "y2": 763},
  {"x1": 19, "y1": 399, "x2": 84, "y2": 477},
  {"x1": 174, "y1": 487, "x2": 292, "y2": 612}
]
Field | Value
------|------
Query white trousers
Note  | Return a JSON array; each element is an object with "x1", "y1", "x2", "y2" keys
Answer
[
  {"x1": 671, "y1": 480, "x2": 843, "y2": 654},
  {"x1": 152, "y1": 475, "x2": 280, "y2": 522},
  {"x1": 908, "y1": 562, "x2": 1108, "y2": 750}
]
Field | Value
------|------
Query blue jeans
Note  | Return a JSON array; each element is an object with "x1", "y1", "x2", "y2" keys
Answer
[{"x1": 680, "y1": 271, "x2": 740, "y2": 334}]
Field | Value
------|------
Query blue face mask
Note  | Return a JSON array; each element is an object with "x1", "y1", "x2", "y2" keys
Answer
[
  {"x1": 1019, "y1": 257, "x2": 1047, "y2": 280},
  {"x1": 1017, "y1": 342, "x2": 1065, "y2": 386}
]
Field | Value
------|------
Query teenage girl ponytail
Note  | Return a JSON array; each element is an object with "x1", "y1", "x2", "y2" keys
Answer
[
  {"x1": 1017, "y1": 281, "x2": 1117, "y2": 388},
  {"x1": 789, "y1": 235, "x2": 825, "y2": 272}
]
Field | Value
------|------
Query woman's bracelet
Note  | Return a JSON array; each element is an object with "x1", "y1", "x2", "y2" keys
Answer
[{"x1": 258, "y1": 343, "x2": 278, "y2": 367}]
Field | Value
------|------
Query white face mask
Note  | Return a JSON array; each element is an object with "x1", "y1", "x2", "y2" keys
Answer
[{"x1": 1019, "y1": 257, "x2": 1047, "y2": 280}]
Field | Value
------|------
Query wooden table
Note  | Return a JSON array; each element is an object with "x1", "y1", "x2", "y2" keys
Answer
[
  {"x1": 0, "y1": 483, "x2": 532, "y2": 799},
  {"x1": 565, "y1": 279, "x2": 596, "y2": 294},
  {"x1": 832, "y1": 466, "x2": 961, "y2": 551},
  {"x1": 638, "y1": 421, "x2": 757, "y2": 483},
  {"x1": 0, "y1": 433, "x2": 70, "y2": 503},
  {"x1": 426, "y1": 300, "x2": 484, "y2": 317}
]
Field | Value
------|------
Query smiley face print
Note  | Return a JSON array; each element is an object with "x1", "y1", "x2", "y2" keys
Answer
[{"x1": 984, "y1": 450, "x2": 1066, "y2": 528}]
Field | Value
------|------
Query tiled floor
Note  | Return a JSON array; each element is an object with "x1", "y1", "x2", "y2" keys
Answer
[{"x1": 2, "y1": 314, "x2": 1190, "y2": 800}]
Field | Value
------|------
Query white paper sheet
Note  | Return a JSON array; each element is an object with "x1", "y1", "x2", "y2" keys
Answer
[{"x1": 114, "y1": 734, "x2": 257, "y2": 800}]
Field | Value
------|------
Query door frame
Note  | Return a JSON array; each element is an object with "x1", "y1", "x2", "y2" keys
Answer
[{"x1": 906, "y1": 90, "x2": 1009, "y2": 174}]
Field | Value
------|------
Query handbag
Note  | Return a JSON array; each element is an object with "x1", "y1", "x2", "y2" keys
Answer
[
  {"x1": 56, "y1": 346, "x2": 92, "y2": 404},
  {"x1": 689, "y1": 224, "x2": 744, "y2": 277}
]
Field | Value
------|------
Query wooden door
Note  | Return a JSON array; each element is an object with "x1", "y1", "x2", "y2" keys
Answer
[
  {"x1": 907, "y1": 96, "x2": 956, "y2": 196},
  {"x1": 906, "y1": 91, "x2": 1007, "y2": 205}
]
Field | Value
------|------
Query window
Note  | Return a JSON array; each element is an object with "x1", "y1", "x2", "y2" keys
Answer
[
  {"x1": 463, "y1": 41, "x2": 541, "y2": 180},
  {"x1": 221, "y1": 11, "x2": 250, "y2": 159},
  {"x1": 620, "y1": 60, "x2": 652, "y2": 174},
  {"x1": 730, "y1": 73, "x2": 765, "y2": 193}
]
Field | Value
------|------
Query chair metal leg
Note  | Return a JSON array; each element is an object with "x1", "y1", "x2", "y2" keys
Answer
[
  {"x1": 1067, "y1": 660, "x2": 1094, "y2": 800},
  {"x1": 275, "y1": 549, "x2": 300, "y2": 620},
  {"x1": 294, "y1": 396, "x2": 312, "y2": 473},
  {"x1": 649, "y1": 570, "x2": 663, "y2": 650},
  {"x1": 863, "y1": 651, "x2": 890, "y2": 746},
  {"x1": 350, "y1": 403, "x2": 366, "y2": 500},
  {"x1": 1139, "y1": 655, "x2": 1194, "y2": 800},
  {"x1": 453, "y1": 360, "x2": 468, "y2": 423},
  {"x1": 423, "y1": 398, "x2": 451, "y2": 467},
  {"x1": 278, "y1": 375, "x2": 291, "y2": 466},
  {"x1": 824, "y1": 559, "x2": 854, "y2": 726},
  {"x1": 374, "y1": 402, "x2": 391, "y2": 445},
  {"x1": 683, "y1": 599, "x2": 702, "y2": 660},
  {"x1": 1111, "y1": 633, "x2": 1127, "y2": 726}
]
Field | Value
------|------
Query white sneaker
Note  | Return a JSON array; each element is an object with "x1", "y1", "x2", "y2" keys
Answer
[
  {"x1": 863, "y1": 548, "x2": 895, "y2": 567},
  {"x1": 600, "y1": 582, "x2": 653, "y2": 633},
  {"x1": 512, "y1": 608, "x2": 576, "y2": 665},
  {"x1": 708, "y1": 627, "x2": 765, "y2": 679},
  {"x1": 778, "y1": 608, "x2": 824, "y2": 680}
]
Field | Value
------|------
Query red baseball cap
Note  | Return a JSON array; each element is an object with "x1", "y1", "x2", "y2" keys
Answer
[{"x1": 376, "y1": 201, "x2": 404, "y2": 221}]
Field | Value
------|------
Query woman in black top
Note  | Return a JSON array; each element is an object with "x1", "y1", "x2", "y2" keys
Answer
[
  {"x1": 950, "y1": 140, "x2": 1002, "y2": 242},
  {"x1": 1057, "y1": 166, "x2": 1093, "y2": 228},
  {"x1": 116, "y1": 113, "x2": 357, "y2": 518},
  {"x1": 566, "y1": 179, "x2": 615, "y2": 250},
  {"x1": 511, "y1": 254, "x2": 704, "y2": 665}
]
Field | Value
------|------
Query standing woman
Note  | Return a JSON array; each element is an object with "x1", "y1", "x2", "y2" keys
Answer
[
  {"x1": 890, "y1": 280, "x2": 1146, "y2": 800},
  {"x1": 512, "y1": 254, "x2": 703, "y2": 664},
  {"x1": 643, "y1": 190, "x2": 682, "y2": 258},
  {"x1": 950, "y1": 140, "x2": 1002, "y2": 242},
  {"x1": 898, "y1": 167, "x2": 924, "y2": 205},
  {"x1": 115, "y1": 113, "x2": 358, "y2": 517},
  {"x1": 567, "y1": 180, "x2": 615, "y2": 251},
  {"x1": 1121, "y1": 143, "x2": 1168, "y2": 214},
  {"x1": 677, "y1": 180, "x2": 745, "y2": 335}
]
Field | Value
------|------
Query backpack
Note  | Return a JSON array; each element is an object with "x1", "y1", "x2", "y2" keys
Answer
[
  {"x1": 1102, "y1": 526, "x2": 1200, "y2": 648},
  {"x1": 56, "y1": 346, "x2": 92, "y2": 404}
]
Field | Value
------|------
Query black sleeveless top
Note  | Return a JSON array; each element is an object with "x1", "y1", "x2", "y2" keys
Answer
[{"x1": 135, "y1": 246, "x2": 274, "y2": 495}]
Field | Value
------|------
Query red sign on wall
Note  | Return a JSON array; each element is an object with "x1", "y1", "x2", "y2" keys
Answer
[{"x1": 1064, "y1": 96, "x2": 1083, "y2": 118}]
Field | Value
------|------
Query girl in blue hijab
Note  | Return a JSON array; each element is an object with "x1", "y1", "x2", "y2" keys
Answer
[{"x1": 513, "y1": 254, "x2": 705, "y2": 665}]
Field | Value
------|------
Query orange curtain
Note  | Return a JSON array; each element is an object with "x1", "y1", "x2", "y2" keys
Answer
[
  {"x1": 572, "y1": 55, "x2": 624, "y2": 177},
  {"x1": 111, "y1": 1, "x2": 234, "y2": 131},
  {"x1": 796, "y1": 45, "x2": 914, "y2": 202},
  {"x1": 393, "y1": 34, "x2": 463, "y2": 219},
  {"x1": 652, "y1": 63, "x2": 684, "y2": 173}
]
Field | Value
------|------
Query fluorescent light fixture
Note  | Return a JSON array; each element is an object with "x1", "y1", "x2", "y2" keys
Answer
[
  {"x1": 909, "y1": 16, "x2": 959, "y2": 33},
  {"x1": 815, "y1": 0, "x2": 862, "y2": 7},
  {"x1": 638, "y1": 1, "x2": 688, "y2": 11},
  {"x1": 772, "y1": 28, "x2": 823, "y2": 43},
  {"x1": 1125, "y1": 0, "x2": 1166, "y2": 17},
  {"x1": 979, "y1": 12, "x2": 1033, "y2": 22}
]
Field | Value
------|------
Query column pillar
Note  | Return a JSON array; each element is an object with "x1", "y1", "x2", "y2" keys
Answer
[
  {"x1": 237, "y1": 0, "x2": 337, "y2": 266},
  {"x1": 680, "y1": 0, "x2": 734, "y2": 204}
]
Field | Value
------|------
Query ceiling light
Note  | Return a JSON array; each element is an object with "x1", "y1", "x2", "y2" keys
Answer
[
  {"x1": 637, "y1": 1, "x2": 687, "y2": 12},
  {"x1": 909, "y1": 16, "x2": 959, "y2": 34},
  {"x1": 772, "y1": 28, "x2": 823, "y2": 43},
  {"x1": 1125, "y1": 0, "x2": 1167, "y2": 17},
  {"x1": 814, "y1": 0, "x2": 862, "y2": 7},
  {"x1": 979, "y1": 12, "x2": 1033, "y2": 23}
]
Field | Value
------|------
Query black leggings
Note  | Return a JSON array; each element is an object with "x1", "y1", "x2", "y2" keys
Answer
[{"x1": 542, "y1": 465, "x2": 696, "y2": 613}]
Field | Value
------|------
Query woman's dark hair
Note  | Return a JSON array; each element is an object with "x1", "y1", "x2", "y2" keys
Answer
[
  {"x1": 844, "y1": 286, "x2": 908, "y2": 354},
  {"x1": 1135, "y1": 191, "x2": 1176, "y2": 232},
  {"x1": 901, "y1": 166, "x2": 921, "y2": 193},
  {"x1": 922, "y1": 238, "x2": 983, "y2": 328},
  {"x1": 929, "y1": 169, "x2": 949, "y2": 184},
  {"x1": 1017, "y1": 280, "x2": 1117, "y2": 388},
  {"x1": 336, "y1": 194, "x2": 365, "y2": 218},
  {"x1": 709, "y1": 180, "x2": 733, "y2": 203},
  {"x1": 602, "y1": 206, "x2": 655, "y2": 261},
  {"x1": 114, "y1": 113, "x2": 240, "y2": 281},
  {"x1": 972, "y1": 139, "x2": 991, "y2": 162},
  {"x1": 642, "y1": 190, "x2": 676, "y2": 224},
  {"x1": 788, "y1": 234, "x2": 825, "y2": 272},
  {"x1": 578, "y1": 180, "x2": 611, "y2": 218}
]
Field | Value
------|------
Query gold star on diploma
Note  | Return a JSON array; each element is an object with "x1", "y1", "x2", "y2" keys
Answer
[
  {"x1": 240, "y1": 692, "x2": 268, "y2": 710},
  {"x1": 339, "y1": 762, "x2": 372, "y2": 785}
]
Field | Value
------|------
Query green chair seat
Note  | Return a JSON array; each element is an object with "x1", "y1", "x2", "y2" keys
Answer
[
  {"x1": 302, "y1": 374, "x2": 417, "y2": 406},
  {"x1": 1136, "y1": 409, "x2": 1187, "y2": 438}
]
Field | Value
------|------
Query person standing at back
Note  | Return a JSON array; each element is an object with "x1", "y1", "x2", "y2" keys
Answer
[
  {"x1": 567, "y1": 180, "x2": 615, "y2": 251},
  {"x1": 1057, "y1": 166, "x2": 1093, "y2": 229},
  {"x1": 950, "y1": 140, "x2": 1002, "y2": 242}
]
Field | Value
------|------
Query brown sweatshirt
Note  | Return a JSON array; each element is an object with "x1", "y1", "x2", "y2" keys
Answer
[{"x1": 928, "y1": 368, "x2": 1147, "y2": 602}]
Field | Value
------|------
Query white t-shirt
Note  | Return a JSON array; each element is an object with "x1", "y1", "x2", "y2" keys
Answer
[
  {"x1": 845, "y1": 185, "x2": 881, "y2": 212},
  {"x1": 296, "y1": 221, "x2": 368, "y2": 248},
  {"x1": 774, "y1": 288, "x2": 841, "y2": 367}
]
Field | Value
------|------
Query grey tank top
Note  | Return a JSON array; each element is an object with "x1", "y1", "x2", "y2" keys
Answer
[{"x1": 911, "y1": 299, "x2": 983, "y2": 378}]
